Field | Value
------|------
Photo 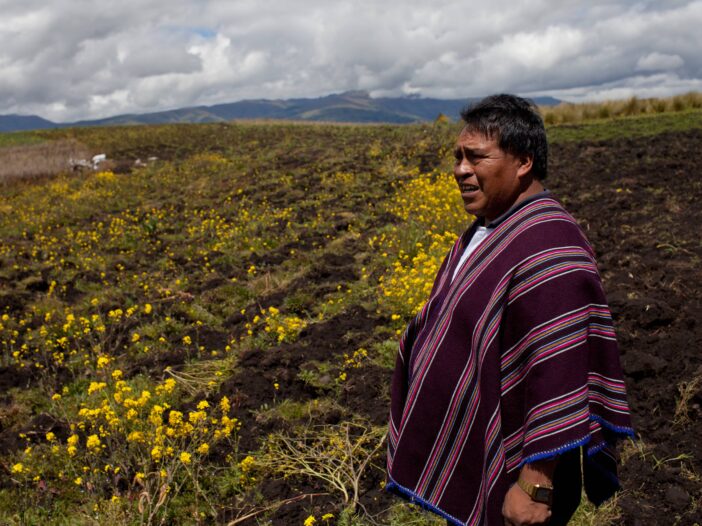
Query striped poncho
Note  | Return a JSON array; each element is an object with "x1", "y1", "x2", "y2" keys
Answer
[{"x1": 386, "y1": 193, "x2": 633, "y2": 525}]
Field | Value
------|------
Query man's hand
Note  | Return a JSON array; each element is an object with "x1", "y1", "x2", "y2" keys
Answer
[
  {"x1": 503, "y1": 459, "x2": 557, "y2": 525},
  {"x1": 502, "y1": 482, "x2": 552, "y2": 526}
]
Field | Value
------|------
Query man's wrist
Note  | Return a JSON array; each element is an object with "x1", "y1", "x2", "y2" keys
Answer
[
  {"x1": 516, "y1": 478, "x2": 553, "y2": 506},
  {"x1": 518, "y1": 459, "x2": 556, "y2": 485}
]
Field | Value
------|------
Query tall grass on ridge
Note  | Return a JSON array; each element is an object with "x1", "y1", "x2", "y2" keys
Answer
[
  {"x1": 0, "y1": 139, "x2": 91, "y2": 184},
  {"x1": 540, "y1": 91, "x2": 702, "y2": 125}
]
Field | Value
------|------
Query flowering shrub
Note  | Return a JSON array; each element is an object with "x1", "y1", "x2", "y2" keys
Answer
[
  {"x1": 375, "y1": 169, "x2": 471, "y2": 319},
  {"x1": 12, "y1": 371, "x2": 241, "y2": 524},
  {"x1": 244, "y1": 305, "x2": 308, "y2": 344},
  {"x1": 386, "y1": 169, "x2": 466, "y2": 233}
]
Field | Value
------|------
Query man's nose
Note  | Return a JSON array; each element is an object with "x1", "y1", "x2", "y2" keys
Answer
[{"x1": 454, "y1": 157, "x2": 474, "y2": 177}]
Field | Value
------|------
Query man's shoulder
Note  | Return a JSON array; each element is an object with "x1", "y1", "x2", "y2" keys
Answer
[
  {"x1": 501, "y1": 195, "x2": 594, "y2": 255},
  {"x1": 510, "y1": 194, "x2": 583, "y2": 233}
]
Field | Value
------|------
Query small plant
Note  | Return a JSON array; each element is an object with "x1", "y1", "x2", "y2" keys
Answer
[
  {"x1": 258, "y1": 421, "x2": 386, "y2": 515},
  {"x1": 673, "y1": 374, "x2": 702, "y2": 427},
  {"x1": 243, "y1": 305, "x2": 308, "y2": 345}
]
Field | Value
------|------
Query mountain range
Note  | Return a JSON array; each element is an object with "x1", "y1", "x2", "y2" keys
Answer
[{"x1": 0, "y1": 91, "x2": 562, "y2": 132}]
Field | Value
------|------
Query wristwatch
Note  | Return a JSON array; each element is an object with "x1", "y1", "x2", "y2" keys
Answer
[{"x1": 516, "y1": 479, "x2": 553, "y2": 506}]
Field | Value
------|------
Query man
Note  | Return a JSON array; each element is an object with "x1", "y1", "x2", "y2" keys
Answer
[{"x1": 386, "y1": 94, "x2": 633, "y2": 526}]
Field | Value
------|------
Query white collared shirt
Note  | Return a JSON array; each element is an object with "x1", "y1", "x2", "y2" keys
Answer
[{"x1": 451, "y1": 226, "x2": 492, "y2": 282}]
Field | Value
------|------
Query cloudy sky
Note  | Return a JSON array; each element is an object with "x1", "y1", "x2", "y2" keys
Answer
[{"x1": 1, "y1": 0, "x2": 701, "y2": 121}]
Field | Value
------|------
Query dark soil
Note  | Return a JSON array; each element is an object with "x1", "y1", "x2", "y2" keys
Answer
[
  {"x1": 229, "y1": 129, "x2": 702, "y2": 525},
  {"x1": 220, "y1": 304, "x2": 384, "y2": 453},
  {"x1": 549, "y1": 129, "x2": 702, "y2": 525}
]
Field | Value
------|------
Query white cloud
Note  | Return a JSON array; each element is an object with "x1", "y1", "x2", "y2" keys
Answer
[
  {"x1": 636, "y1": 52, "x2": 685, "y2": 71},
  {"x1": 1, "y1": 0, "x2": 702, "y2": 120}
]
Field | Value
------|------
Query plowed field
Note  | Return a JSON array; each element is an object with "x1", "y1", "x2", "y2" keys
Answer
[{"x1": 0, "y1": 118, "x2": 701, "y2": 525}]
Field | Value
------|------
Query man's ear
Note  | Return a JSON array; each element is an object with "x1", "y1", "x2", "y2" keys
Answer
[{"x1": 516, "y1": 154, "x2": 533, "y2": 178}]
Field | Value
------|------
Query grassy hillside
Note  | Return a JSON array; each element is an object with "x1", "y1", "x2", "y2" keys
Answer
[{"x1": 1, "y1": 112, "x2": 701, "y2": 525}]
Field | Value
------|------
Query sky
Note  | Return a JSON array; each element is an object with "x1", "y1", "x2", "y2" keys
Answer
[{"x1": 1, "y1": 0, "x2": 701, "y2": 122}]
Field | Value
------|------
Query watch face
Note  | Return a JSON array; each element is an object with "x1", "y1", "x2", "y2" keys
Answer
[{"x1": 534, "y1": 487, "x2": 553, "y2": 505}]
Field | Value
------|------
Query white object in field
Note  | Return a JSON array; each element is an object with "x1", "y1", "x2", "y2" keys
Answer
[
  {"x1": 68, "y1": 157, "x2": 91, "y2": 170},
  {"x1": 92, "y1": 153, "x2": 107, "y2": 169}
]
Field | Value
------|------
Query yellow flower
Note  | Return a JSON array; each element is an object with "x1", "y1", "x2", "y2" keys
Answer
[
  {"x1": 149, "y1": 404, "x2": 165, "y2": 425},
  {"x1": 132, "y1": 332, "x2": 140, "y2": 343},
  {"x1": 196, "y1": 400, "x2": 209, "y2": 410},
  {"x1": 182, "y1": 335, "x2": 192, "y2": 345},
  {"x1": 86, "y1": 434, "x2": 101, "y2": 451},
  {"x1": 96, "y1": 356, "x2": 111, "y2": 369},
  {"x1": 239, "y1": 455, "x2": 255, "y2": 473},
  {"x1": 168, "y1": 410, "x2": 183, "y2": 426},
  {"x1": 74, "y1": 477, "x2": 83, "y2": 485},
  {"x1": 151, "y1": 446, "x2": 163, "y2": 462},
  {"x1": 322, "y1": 514, "x2": 334, "y2": 521},
  {"x1": 11, "y1": 463, "x2": 24, "y2": 474},
  {"x1": 144, "y1": 303, "x2": 153, "y2": 314},
  {"x1": 188, "y1": 410, "x2": 206, "y2": 424},
  {"x1": 87, "y1": 381, "x2": 107, "y2": 395},
  {"x1": 197, "y1": 443, "x2": 209, "y2": 455},
  {"x1": 304, "y1": 515, "x2": 316, "y2": 526},
  {"x1": 51, "y1": 393, "x2": 62, "y2": 401},
  {"x1": 160, "y1": 378, "x2": 176, "y2": 394},
  {"x1": 45, "y1": 432, "x2": 56, "y2": 442},
  {"x1": 179, "y1": 452, "x2": 191, "y2": 464},
  {"x1": 127, "y1": 431, "x2": 144, "y2": 443},
  {"x1": 111, "y1": 369, "x2": 123, "y2": 380}
]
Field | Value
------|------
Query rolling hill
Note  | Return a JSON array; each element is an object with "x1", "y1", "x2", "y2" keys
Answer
[{"x1": 0, "y1": 91, "x2": 561, "y2": 132}]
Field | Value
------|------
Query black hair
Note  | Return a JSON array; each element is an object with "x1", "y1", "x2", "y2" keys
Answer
[{"x1": 460, "y1": 94, "x2": 548, "y2": 180}]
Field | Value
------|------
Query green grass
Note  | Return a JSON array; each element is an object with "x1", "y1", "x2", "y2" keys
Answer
[
  {"x1": 547, "y1": 109, "x2": 702, "y2": 143},
  {"x1": 0, "y1": 131, "x2": 47, "y2": 148}
]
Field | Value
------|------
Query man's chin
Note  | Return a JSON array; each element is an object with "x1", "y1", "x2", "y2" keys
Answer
[{"x1": 463, "y1": 204, "x2": 481, "y2": 218}]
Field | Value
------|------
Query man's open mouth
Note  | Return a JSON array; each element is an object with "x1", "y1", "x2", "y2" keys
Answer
[{"x1": 460, "y1": 184, "x2": 480, "y2": 193}]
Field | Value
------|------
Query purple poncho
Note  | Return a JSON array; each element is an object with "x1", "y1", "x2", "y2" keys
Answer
[{"x1": 386, "y1": 193, "x2": 633, "y2": 525}]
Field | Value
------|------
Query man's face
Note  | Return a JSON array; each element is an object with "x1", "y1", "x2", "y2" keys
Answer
[{"x1": 453, "y1": 130, "x2": 530, "y2": 223}]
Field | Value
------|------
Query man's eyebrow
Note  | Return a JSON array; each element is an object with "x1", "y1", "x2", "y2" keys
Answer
[{"x1": 455, "y1": 145, "x2": 488, "y2": 156}]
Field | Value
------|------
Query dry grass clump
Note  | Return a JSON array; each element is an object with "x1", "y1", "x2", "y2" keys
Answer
[
  {"x1": 0, "y1": 139, "x2": 91, "y2": 184},
  {"x1": 541, "y1": 92, "x2": 702, "y2": 125},
  {"x1": 258, "y1": 421, "x2": 386, "y2": 514},
  {"x1": 674, "y1": 373, "x2": 702, "y2": 427}
]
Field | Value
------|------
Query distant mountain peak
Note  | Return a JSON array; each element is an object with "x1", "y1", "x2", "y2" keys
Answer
[
  {"x1": 0, "y1": 92, "x2": 562, "y2": 132},
  {"x1": 339, "y1": 90, "x2": 371, "y2": 97}
]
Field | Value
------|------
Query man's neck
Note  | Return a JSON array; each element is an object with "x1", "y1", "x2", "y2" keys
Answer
[{"x1": 484, "y1": 179, "x2": 545, "y2": 224}]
